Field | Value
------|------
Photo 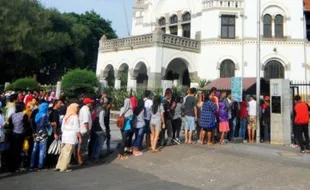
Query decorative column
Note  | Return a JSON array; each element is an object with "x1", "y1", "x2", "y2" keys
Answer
[
  {"x1": 147, "y1": 73, "x2": 162, "y2": 90},
  {"x1": 99, "y1": 79, "x2": 108, "y2": 93},
  {"x1": 189, "y1": 72, "x2": 199, "y2": 88},
  {"x1": 114, "y1": 70, "x2": 121, "y2": 90},
  {"x1": 128, "y1": 69, "x2": 138, "y2": 91}
]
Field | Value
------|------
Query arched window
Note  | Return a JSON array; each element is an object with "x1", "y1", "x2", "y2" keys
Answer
[
  {"x1": 182, "y1": 12, "x2": 191, "y2": 22},
  {"x1": 263, "y1": 14, "x2": 272, "y2": 38},
  {"x1": 220, "y1": 60, "x2": 235, "y2": 78},
  {"x1": 158, "y1": 17, "x2": 166, "y2": 33},
  {"x1": 170, "y1": 15, "x2": 178, "y2": 24},
  {"x1": 264, "y1": 60, "x2": 285, "y2": 80},
  {"x1": 275, "y1": 14, "x2": 284, "y2": 38},
  {"x1": 169, "y1": 15, "x2": 178, "y2": 35},
  {"x1": 158, "y1": 17, "x2": 166, "y2": 26},
  {"x1": 182, "y1": 12, "x2": 191, "y2": 38}
]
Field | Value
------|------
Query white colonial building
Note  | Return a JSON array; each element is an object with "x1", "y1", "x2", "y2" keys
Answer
[{"x1": 96, "y1": 0, "x2": 310, "y2": 90}]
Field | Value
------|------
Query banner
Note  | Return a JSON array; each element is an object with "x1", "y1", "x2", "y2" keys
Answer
[{"x1": 231, "y1": 77, "x2": 243, "y2": 102}]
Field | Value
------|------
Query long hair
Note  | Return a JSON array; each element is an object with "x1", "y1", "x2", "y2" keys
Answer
[
  {"x1": 152, "y1": 95, "x2": 161, "y2": 114},
  {"x1": 134, "y1": 99, "x2": 145, "y2": 116}
]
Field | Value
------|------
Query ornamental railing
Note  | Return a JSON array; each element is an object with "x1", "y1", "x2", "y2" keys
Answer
[
  {"x1": 202, "y1": 0, "x2": 244, "y2": 9},
  {"x1": 99, "y1": 30, "x2": 201, "y2": 53}
]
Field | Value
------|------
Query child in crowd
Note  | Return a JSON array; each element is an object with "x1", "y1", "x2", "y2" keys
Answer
[
  {"x1": 172, "y1": 96, "x2": 182, "y2": 145},
  {"x1": 219, "y1": 101, "x2": 230, "y2": 145}
]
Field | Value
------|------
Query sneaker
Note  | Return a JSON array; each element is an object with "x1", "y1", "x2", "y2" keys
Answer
[
  {"x1": 173, "y1": 139, "x2": 180, "y2": 145},
  {"x1": 176, "y1": 138, "x2": 181, "y2": 144}
]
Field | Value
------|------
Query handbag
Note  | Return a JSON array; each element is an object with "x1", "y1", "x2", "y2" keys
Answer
[{"x1": 116, "y1": 109, "x2": 130, "y2": 129}]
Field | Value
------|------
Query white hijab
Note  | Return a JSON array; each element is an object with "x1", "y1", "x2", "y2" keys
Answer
[{"x1": 120, "y1": 98, "x2": 133, "y2": 118}]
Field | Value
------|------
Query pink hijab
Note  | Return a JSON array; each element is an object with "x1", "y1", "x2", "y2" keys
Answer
[{"x1": 63, "y1": 103, "x2": 79, "y2": 124}]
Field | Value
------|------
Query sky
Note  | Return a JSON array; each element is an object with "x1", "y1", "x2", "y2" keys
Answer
[{"x1": 40, "y1": 0, "x2": 134, "y2": 38}]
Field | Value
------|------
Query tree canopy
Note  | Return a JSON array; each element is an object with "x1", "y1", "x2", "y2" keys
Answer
[{"x1": 0, "y1": 0, "x2": 117, "y2": 85}]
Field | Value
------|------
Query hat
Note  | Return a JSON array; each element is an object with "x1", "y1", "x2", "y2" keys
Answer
[{"x1": 83, "y1": 98, "x2": 94, "y2": 105}]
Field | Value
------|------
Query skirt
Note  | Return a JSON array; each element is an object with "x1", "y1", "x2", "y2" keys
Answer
[{"x1": 219, "y1": 121, "x2": 230, "y2": 133}]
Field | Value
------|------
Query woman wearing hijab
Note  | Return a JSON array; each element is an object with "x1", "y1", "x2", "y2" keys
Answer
[
  {"x1": 30, "y1": 102, "x2": 50, "y2": 170},
  {"x1": 132, "y1": 99, "x2": 145, "y2": 156},
  {"x1": 48, "y1": 92, "x2": 56, "y2": 103},
  {"x1": 55, "y1": 103, "x2": 81, "y2": 172},
  {"x1": 118, "y1": 98, "x2": 133, "y2": 160},
  {"x1": 8, "y1": 103, "x2": 29, "y2": 172}
]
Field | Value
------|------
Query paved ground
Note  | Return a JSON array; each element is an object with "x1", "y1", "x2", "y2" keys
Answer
[{"x1": 1, "y1": 123, "x2": 310, "y2": 190}]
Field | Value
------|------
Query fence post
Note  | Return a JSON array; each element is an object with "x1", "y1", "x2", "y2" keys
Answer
[{"x1": 56, "y1": 81, "x2": 61, "y2": 99}]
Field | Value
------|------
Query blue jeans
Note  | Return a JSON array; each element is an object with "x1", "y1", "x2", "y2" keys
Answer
[
  {"x1": 30, "y1": 140, "x2": 47, "y2": 169},
  {"x1": 91, "y1": 132, "x2": 105, "y2": 161},
  {"x1": 239, "y1": 118, "x2": 247, "y2": 139},
  {"x1": 134, "y1": 128, "x2": 145, "y2": 149}
]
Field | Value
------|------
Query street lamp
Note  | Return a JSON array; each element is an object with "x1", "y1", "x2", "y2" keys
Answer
[{"x1": 256, "y1": 0, "x2": 261, "y2": 143}]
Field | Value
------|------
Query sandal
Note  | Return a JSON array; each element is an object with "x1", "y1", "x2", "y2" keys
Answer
[
  {"x1": 300, "y1": 150, "x2": 306, "y2": 154},
  {"x1": 152, "y1": 149, "x2": 160, "y2": 153},
  {"x1": 60, "y1": 169, "x2": 72, "y2": 172}
]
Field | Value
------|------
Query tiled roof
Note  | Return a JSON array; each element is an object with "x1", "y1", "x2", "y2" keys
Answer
[{"x1": 305, "y1": 0, "x2": 310, "y2": 10}]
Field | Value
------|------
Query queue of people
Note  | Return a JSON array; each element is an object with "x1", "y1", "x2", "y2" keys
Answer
[{"x1": 0, "y1": 87, "x2": 309, "y2": 173}]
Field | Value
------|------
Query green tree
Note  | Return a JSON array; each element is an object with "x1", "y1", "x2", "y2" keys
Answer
[
  {"x1": 61, "y1": 69, "x2": 99, "y2": 98},
  {"x1": 0, "y1": 0, "x2": 117, "y2": 85}
]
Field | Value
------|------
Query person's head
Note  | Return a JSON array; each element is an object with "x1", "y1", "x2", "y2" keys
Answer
[
  {"x1": 123, "y1": 98, "x2": 132, "y2": 109},
  {"x1": 53, "y1": 99, "x2": 63, "y2": 110},
  {"x1": 221, "y1": 91, "x2": 227, "y2": 98},
  {"x1": 191, "y1": 88, "x2": 197, "y2": 96},
  {"x1": 38, "y1": 102, "x2": 49, "y2": 114},
  {"x1": 64, "y1": 103, "x2": 79, "y2": 124},
  {"x1": 294, "y1": 95, "x2": 302, "y2": 103},
  {"x1": 144, "y1": 90, "x2": 152, "y2": 99},
  {"x1": 203, "y1": 92, "x2": 212, "y2": 102},
  {"x1": 211, "y1": 87, "x2": 217, "y2": 93},
  {"x1": 153, "y1": 95, "x2": 161, "y2": 105},
  {"x1": 165, "y1": 88, "x2": 172, "y2": 99},
  {"x1": 83, "y1": 98, "x2": 94, "y2": 107},
  {"x1": 134, "y1": 99, "x2": 145, "y2": 115},
  {"x1": 227, "y1": 93, "x2": 232, "y2": 99},
  {"x1": 249, "y1": 95, "x2": 255, "y2": 101},
  {"x1": 15, "y1": 103, "x2": 24, "y2": 113},
  {"x1": 186, "y1": 88, "x2": 191, "y2": 95},
  {"x1": 101, "y1": 98, "x2": 109, "y2": 109}
]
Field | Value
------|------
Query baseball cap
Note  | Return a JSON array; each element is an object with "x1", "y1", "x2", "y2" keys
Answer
[{"x1": 83, "y1": 98, "x2": 94, "y2": 105}]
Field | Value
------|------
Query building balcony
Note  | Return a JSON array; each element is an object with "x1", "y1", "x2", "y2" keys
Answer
[
  {"x1": 202, "y1": 0, "x2": 244, "y2": 9},
  {"x1": 99, "y1": 29, "x2": 201, "y2": 53}
]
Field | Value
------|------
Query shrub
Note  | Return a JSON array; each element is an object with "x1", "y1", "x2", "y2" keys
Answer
[
  {"x1": 5, "y1": 78, "x2": 39, "y2": 91},
  {"x1": 61, "y1": 69, "x2": 99, "y2": 98}
]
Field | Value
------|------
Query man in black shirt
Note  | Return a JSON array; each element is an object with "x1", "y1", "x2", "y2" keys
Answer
[{"x1": 46, "y1": 99, "x2": 63, "y2": 168}]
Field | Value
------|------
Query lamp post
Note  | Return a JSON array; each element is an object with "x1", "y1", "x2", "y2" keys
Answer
[{"x1": 256, "y1": 0, "x2": 261, "y2": 143}]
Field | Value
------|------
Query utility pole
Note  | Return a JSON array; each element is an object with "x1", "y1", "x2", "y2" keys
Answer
[{"x1": 256, "y1": 0, "x2": 261, "y2": 143}]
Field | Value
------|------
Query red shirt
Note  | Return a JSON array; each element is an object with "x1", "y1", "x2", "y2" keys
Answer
[
  {"x1": 239, "y1": 101, "x2": 248, "y2": 118},
  {"x1": 294, "y1": 102, "x2": 309, "y2": 125}
]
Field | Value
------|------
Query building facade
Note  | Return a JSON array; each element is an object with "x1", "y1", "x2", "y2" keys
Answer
[{"x1": 96, "y1": 0, "x2": 310, "y2": 90}]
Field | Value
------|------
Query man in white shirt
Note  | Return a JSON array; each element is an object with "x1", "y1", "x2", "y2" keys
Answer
[
  {"x1": 77, "y1": 98, "x2": 94, "y2": 165},
  {"x1": 247, "y1": 95, "x2": 257, "y2": 143}
]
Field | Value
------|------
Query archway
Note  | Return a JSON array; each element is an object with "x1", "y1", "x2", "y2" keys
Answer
[
  {"x1": 134, "y1": 62, "x2": 148, "y2": 89},
  {"x1": 103, "y1": 64, "x2": 115, "y2": 87},
  {"x1": 220, "y1": 59, "x2": 235, "y2": 78},
  {"x1": 165, "y1": 58, "x2": 191, "y2": 87},
  {"x1": 264, "y1": 60, "x2": 285, "y2": 80},
  {"x1": 118, "y1": 63, "x2": 129, "y2": 88}
]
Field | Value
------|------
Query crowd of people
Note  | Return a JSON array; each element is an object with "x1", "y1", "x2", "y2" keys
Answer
[
  {"x1": 0, "y1": 90, "x2": 113, "y2": 173},
  {"x1": 0, "y1": 86, "x2": 309, "y2": 173}
]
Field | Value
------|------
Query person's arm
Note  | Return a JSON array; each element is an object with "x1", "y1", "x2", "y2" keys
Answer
[
  {"x1": 8, "y1": 116, "x2": 13, "y2": 129},
  {"x1": 50, "y1": 112, "x2": 59, "y2": 140},
  {"x1": 81, "y1": 109, "x2": 90, "y2": 132},
  {"x1": 22, "y1": 114, "x2": 30, "y2": 135},
  {"x1": 73, "y1": 116, "x2": 82, "y2": 144},
  {"x1": 161, "y1": 106, "x2": 165, "y2": 129},
  {"x1": 211, "y1": 102, "x2": 217, "y2": 112},
  {"x1": 99, "y1": 110, "x2": 106, "y2": 133}
]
